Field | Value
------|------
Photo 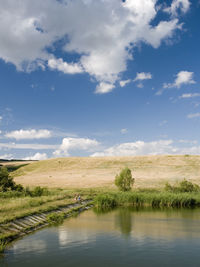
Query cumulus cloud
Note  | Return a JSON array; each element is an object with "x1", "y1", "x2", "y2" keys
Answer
[
  {"x1": 164, "y1": 0, "x2": 190, "y2": 17},
  {"x1": 53, "y1": 137, "x2": 100, "y2": 157},
  {"x1": 119, "y1": 79, "x2": 131, "y2": 88},
  {"x1": 91, "y1": 140, "x2": 175, "y2": 156},
  {"x1": 163, "y1": 71, "x2": 195, "y2": 88},
  {"x1": 187, "y1": 113, "x2": 200, "y2": 119},
  {"x1": 179, "y1": 93, "x2": 200, "y2": 99},
  {"x1": 23, "y1": 152, "x2": 47, "y2": 160},
  {"x1": 134, "y1": 72, "x2": 152, "y2": 82},
  {"x1": 48, "y1": 58, "x2": 83, "y2": 74},
  {"x1": 91, "y1": 139, "x2": 200, "y2": 156},
  {"x1": 5, "y1": 129, "x2": 52, "y2": 140},
  {"x1": 0, "y1": 0, "x2": 187, "y2": 93},
  {"x1": 0, "y1": 154, "x2": 13, "y2": 160},
  {"x1": 95, "y1": 82, "x2": 115, "y2": 94}
]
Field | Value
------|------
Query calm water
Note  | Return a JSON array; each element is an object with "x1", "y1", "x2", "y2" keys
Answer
[{"x1": 1, "y1": 207, "x2": 200, "y2": 267}]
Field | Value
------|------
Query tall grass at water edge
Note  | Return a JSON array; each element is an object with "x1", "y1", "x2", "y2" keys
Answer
[{"x1": 94, "y1": 192, "x2": 200, "y2": 208}]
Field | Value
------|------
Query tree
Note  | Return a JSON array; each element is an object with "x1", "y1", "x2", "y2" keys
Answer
[
  {"x1": 0, "y1": 167, "x2": 23, "y2": 192},
  {"x1": 115, "y1": 167, "x2": 134, "y2": 192}
]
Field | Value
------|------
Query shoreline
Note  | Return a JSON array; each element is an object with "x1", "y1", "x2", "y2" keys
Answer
[{"x1": 0, "y1": 200, "x2": 93, "y2": 254}]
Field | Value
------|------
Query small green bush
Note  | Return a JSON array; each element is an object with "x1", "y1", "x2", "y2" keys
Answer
[
  {"x1": 47, "y1": 212, "x2": 65, "y2": 225},
  {"x1": 165, "y1": 179, "x2": 200, "y2": 193},
  {"x1": 115, "y1": 167, "x2": 134, "y2": 192},
  {"x1": 31, "y1": 186, "x2": 48, "y2": 197},
  {"x1": 0, "y1": 167, "x2": 23, "y2": 192},
  {"x1": 24, "y1": 186, "x2": 49, "y2": 197}
]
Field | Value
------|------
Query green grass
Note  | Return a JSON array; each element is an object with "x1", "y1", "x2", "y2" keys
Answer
[
  {"x1": 0, "y1": 240, "x2": 7, "y2": 253},
  {"x1": 0, "y1": 188, "x2": 94, "y2": 224},
  {"x1": 94, "y1": 191, "x2": 200, "y2": 209},
  {"x1": 47, "y1": 212, "x2": 65, "y2": 225}
]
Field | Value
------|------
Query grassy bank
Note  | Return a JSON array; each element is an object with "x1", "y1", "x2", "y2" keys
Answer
[
  {"x1": 2, "y1": 187, "x2": 200, "y2": 224},
  {"x1": 0, "y1": 188, "x2": 95, "y2": 224},
  {"x1": 94, "y1": 191, "x2": 200, "y2": 209}
]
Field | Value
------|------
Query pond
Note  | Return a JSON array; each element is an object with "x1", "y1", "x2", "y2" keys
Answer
[{"x1": 1, "y1": 207, "x2": 200, "y2": 267}]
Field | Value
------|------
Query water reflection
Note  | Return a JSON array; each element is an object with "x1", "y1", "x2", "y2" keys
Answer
[
  {"x1": 1, "y1": 207, "x2": 200, "y2": 267},
  {"x1": 115, "y1": 208, "x2": 132, "y2": 237},
  {"x1": 12, "y1": 239, "x2": 47, "y2": 254},
  {"x1": 93, "y1": 206, "x2": 200, "y2": 240}
]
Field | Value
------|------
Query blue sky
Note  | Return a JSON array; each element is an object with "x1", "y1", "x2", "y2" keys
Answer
[{"x1": 0, "y1": 0, "x2": 200, "y2": 160}]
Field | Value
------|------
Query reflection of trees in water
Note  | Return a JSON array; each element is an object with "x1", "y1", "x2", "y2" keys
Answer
[{"x1": 115, "y1": 208, "x2": 132, "y2": 237}]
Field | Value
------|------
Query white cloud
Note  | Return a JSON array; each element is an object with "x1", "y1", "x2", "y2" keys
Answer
[
  {"x1": 95, "y1": 82, "x2": 115, "y2": 94},
  {"x1": 0, "y1": 143, "x2": 57, "y2": 150},
  {"x1": 179, "y1": 93, "x2": 200, "y2": 99},
  {"x1": 187, "y1": 113, "x2": 200, "y2": 119},
  {"x1": 164, "y1": 0, "x2": 190, "y2": 17},
  {"x1": 23, "y1": 152, "x2": 47, "y2": 160},
  {"x1": 179, "y1": 139, "x2": 198, "y2": 144},
  {"x1": 5, "y1": 129, "x2": 51, "y2": 140},
  {"x1": 91, "y1": 139, "x2": 200, "y2": 156},
  {"x1": 121, "y1": 128, "x2": 128, "y2": 134},
  {"x1": 0, "y1": 0, "x2": 186, "y2": 93},
  {"x1": 163, "y1": 71, "x2": 195, "y2": 88},
  {"x1": 53, "y1": 137, "x2": 100, "y2": 157},
  {"x1": 0, "y1": 154, "x2": 13, "y2": 160},
  {"x1": 48, "y1": 58, "x2": 83, "y2": 74},
  {"x1": 91, "y1": 140, "x2": 175, "y2": 156},
  {"x1": 134, "y1": 72, "x2": 152, "y2": 81},
  {"x1": 0, "y1": 116, "x2": 2, "y2": 121},
  {"x1": 119, "y1": 79, "x2": 131, "y2": 87}
]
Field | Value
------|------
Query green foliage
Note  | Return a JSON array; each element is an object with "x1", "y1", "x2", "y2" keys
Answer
[
  {"x1": 115, "y1": 167, "x2": 134, "y2": 191},
  {"x1": 30, "y1": 186, "x2": 49, "y2": 197},
  {"x1": 95, "y1": 194, "x2": 117, "y2": 208},
  {"x1": 165, "y1": 179, "x2": 200, "y2": 193},
  {"x1": 0, "y1": 167, "x2": 23, "y2": 192},
  {"x1": 0, "y1": 240, "x2": 7, "y2": 253},
  {"x1": 94, "y1": 191, "x2": 200, "y2": 209},
  {"x1": 47, "y1": 212, "x2": 65, "y2": 225}
]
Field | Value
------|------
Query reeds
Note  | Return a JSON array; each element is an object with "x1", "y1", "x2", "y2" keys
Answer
[
  {"x1": 0, "y1": 240, "x2": 7, "y2": 253},
  {"x1": 94, "y1": 192, "x2": 200, "y2": 208}
]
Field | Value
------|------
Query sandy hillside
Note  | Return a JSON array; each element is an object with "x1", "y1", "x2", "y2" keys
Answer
[{"x1": 12, "y1": 155, "x2": 200, "y2": 189}]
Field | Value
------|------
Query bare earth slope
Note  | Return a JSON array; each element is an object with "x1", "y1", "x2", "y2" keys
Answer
[{"x1": 12, "y1": 155, "x2": 200, "y2": 189}]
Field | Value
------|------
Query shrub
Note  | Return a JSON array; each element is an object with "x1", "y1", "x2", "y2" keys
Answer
[
  {"x1": 31, "y1": 186, "x2": 47, "y2": 197},
  {"x1": 115, "y1": 167, "x2": 134, "y2": 192},
  {"x1": 47, "y1": 212, "x2": 65, "y2": 225},
  {"x1": 0, "y1": 167, "x2": 23, "y2": 192},
  {"x1": 25, "y1": 186, "x2": 49, "y2": 197},
  {"x1": 165, "y1": 179, "x2": 200, "y2": 193}
]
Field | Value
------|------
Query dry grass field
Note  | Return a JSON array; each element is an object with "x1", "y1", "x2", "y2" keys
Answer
[{"x1": 10, "y1": 155, "x2": 200, "y2": 189}]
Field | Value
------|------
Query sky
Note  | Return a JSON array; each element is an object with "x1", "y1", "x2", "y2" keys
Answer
[{"x1": 0, "y1": 0, "x2": 200, "y2": 160}]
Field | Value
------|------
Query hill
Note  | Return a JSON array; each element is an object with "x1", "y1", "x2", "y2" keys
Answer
[{"x1": 12, "y1": 155, "x2": 200, "y2": 189}]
